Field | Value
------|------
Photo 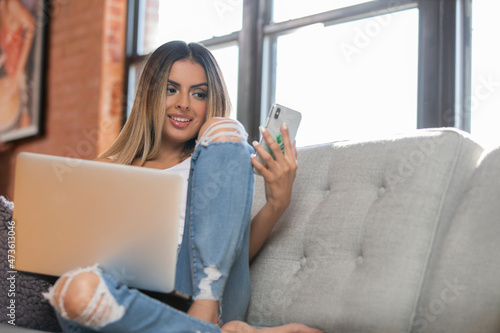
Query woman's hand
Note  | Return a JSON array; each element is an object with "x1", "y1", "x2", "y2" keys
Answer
[
  {"x1": 251, "y1": 123, "x2": 298, "y2": 215},
  {"x1": 249, "y1": 123, "x2": 298, "y2": 260}
]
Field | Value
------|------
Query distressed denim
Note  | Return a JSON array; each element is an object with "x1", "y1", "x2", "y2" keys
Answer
[{"x1": 52, "y1": 138, "x2": 255, "y2": 332}]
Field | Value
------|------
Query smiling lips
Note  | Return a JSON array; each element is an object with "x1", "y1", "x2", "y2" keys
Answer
[{"x1": 168, "y1": 114, "x2": 192, "y2": 129}]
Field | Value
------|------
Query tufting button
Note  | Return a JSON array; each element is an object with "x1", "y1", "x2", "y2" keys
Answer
[
  {"x1": 355, "y1": 255, "x2": 364, "y2": 266},
  {"x1": 378, "y1": 186, "x2": 386, "y2": 197},
  {"x1": 300, "y1": 257, "x2": 307, "y2": 268}
]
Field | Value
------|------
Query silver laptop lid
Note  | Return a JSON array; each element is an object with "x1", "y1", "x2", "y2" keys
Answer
[{"x1": 13, "y1": 152, "x2": 182, "y2": 293}]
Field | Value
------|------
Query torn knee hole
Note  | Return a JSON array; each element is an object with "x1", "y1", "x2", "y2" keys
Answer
[
  {"x1": 198, "y1": 119, "x2": 248, "y2": 146},
  {"x1": 43, "y1": 266, "x2": 125, "y2": 328}
]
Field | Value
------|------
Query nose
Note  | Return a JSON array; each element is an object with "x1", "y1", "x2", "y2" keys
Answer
[{"x1": 176, "y1": 92, "x2": 190, "y2": 111}]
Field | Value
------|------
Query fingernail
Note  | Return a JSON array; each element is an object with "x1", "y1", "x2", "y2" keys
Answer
[
  {"x1": 283, "y1": 122, "x2": 288, "y2": 130},
  {"x1": 259, "y1": 126, "x2": 266, "y2": 133},
  {"x1": 250, "y1": 153, "x2": 257, "y2": 158},
  {"x1": 252, "y1": 140, "x2": 259, "y2": 147}
]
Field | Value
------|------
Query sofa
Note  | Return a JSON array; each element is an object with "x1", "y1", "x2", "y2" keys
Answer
[{"x1": 1, "y1": 127, "x2": 500, "y2": 332}]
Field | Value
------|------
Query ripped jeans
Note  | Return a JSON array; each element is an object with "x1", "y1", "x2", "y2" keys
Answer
[{"x1": 44, "y1": 119, "x2": 255, "y2": 332}]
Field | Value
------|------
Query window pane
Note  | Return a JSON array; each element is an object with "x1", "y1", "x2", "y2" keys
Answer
[
  {"x1": 208, "y1": 45, "x2": 239, "y2": 120},
  {"x1": 273, "y1": 9, "x2": 419, "y2": 147},
  {"x1": 273, "y1": 0, "x2": 376, "y2": 23},
  {"x1": 126, "y1": 63, "x2": 140, "y2": 118},
  {"x1": 139, "y1": 0, "x2": 243, "y2": 55},
  {"x1": 471, "y1": 0, "x2": 500, "y2": 150}
]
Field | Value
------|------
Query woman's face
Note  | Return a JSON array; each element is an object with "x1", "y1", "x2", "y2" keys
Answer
[{"x1": 163, "y1": 59, "x2": 208, "y2": 146}]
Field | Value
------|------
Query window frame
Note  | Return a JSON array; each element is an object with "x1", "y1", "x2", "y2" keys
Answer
[{"x1": 125, "y1": 0, "x2": 472, "y2": 143}]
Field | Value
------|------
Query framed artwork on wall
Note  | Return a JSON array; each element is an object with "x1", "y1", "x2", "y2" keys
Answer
[{"x1": 0, "y1": 0, "x2": 46, "y2": 142}]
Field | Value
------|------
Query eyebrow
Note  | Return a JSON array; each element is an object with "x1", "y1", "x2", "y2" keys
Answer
[{"x1": 167, "y1": 80, "x2": 208, "y2": 88}]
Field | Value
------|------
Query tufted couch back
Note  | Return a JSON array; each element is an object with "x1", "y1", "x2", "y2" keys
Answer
[{"x1": 247, "y1": 128, "x2": 500, "y2": 332}]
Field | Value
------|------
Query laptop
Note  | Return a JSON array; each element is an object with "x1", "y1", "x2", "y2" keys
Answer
[{"x1": 12, "y1": 152, "x2": 183, "y2": 295}]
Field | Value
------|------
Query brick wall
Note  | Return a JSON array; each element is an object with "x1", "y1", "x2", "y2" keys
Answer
[{"x1": 0, "y1": 0, "x2": 127, "y2": 200}]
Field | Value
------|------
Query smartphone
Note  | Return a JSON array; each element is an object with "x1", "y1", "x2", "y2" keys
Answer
[{"x1": 254, "y1": 104, "x2": 302, "y2": 173}]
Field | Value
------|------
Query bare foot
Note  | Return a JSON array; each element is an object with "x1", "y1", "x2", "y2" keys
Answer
[{"x1": 221, "y1": 321, "x2": 323, "y2": 333}]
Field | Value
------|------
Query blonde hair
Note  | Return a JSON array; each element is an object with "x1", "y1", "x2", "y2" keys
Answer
[{"x1": 99, "y1": 41, "x2": 231, "y2": 165}]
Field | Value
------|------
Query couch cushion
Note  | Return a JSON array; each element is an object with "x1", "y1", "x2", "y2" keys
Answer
[
  {"x1": 413, "y1": 146, "x2": 500, "y2": 333},
  {"x1": 247, "y1": 128, "x2": 483, "y2": 332}
]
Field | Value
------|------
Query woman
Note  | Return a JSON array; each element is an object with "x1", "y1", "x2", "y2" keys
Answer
[{"x1": 43, "y1": 41, "x2": 320, "y2": 333}]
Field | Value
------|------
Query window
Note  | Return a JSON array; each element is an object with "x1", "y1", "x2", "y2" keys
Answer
[
  {"x1": 137, "y1": 0, "x2": 242, "y2": 54},
  {"x1": 126, "y1": 0, "x2": 482, "y2": 148},
  {"x1": 272, "y1": 0, "x2": 376, "y2": 23},
  {"x1": 209, "y1": 44, "x2": 240, "y2": 120},
  {"x1": 471, "y1": 0, "x2": 500, "y2": 150},
  {"x1": 272, "y1": 9, "x2": 418, "y2": 146}
]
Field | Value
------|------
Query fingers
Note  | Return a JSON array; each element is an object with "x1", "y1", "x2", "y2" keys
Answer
[
  {"x1": 251, "y1": 142, "x2": 273, "y2": 178},
  {"x1": 262, "y1": 123, "x2": 295, "y2": 162},
  {"x1": 251, "y1": 123, "x2": 298, "y2": 178},
  {"x1": 261, "y1": 125, "x2": 286, "y2": 163},
  {"x1": 280, "y1": 123, "x2": 295, "y2": 161},
  {"x1": 250, "y1": 128, "x2": 277, "y2": 177},
  {"x1": 276, "y1": 124, "x2": 298, "y2": 173},
  {"x1": 251, "y1": 152, "x2": 268, "y2": 176}
]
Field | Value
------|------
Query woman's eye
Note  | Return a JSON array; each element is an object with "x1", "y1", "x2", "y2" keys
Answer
[
  {"x1": 166, "y1": 88, "x2": 177, "y2": 94},
  {"x1": 193, "y1": 92, "x2": 207, "y2": 99}
]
